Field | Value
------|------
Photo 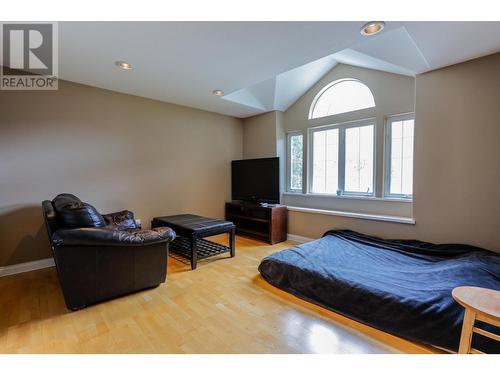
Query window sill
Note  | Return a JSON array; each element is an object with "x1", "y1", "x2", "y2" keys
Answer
[
  {"x1": 286, "y1": 206, "x2": 416, "y2": 225},
  {"x1": 283, "y1": 192, "x2": 412, "y2": 203}
]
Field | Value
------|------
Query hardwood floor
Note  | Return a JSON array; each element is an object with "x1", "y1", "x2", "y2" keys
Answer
[{"x1": 0, "y1": 235, "x2": 440, "y2": 354}]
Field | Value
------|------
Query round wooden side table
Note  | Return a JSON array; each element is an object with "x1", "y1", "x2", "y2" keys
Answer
[{"x1": 452, "y1": 286, "x2": 500, "y2": 354}]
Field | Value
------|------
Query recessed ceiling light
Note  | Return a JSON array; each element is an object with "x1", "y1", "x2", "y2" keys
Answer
[
  {"x1": 115, "y1": 61, "x2": 132, "y2": 70},
  {"x1": 360, "y1": 21, "x2": 385, "y2": 36},
  {"x1": 212, "y1": 89, "x2": 225, "y2": 97}
]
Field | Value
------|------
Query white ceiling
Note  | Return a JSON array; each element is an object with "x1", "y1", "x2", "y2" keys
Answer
[{"x1": 24, "y1": 22, "x2": 500, "y2": 117}]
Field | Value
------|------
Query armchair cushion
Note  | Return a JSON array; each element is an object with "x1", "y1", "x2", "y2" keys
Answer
[
  {"x1": 103, "y1": 210, "x2": 138, "y2": 230},
  {"x1": 52, "y1": 226, "x2": 176, "y2": 247}
]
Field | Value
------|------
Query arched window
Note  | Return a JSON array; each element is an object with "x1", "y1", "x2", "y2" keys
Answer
[{"x1": 309, "y1": 79, "x2": 375, "y2": 119}]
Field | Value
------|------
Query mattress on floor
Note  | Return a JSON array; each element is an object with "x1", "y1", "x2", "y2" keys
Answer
[{"x1": 258, "y1": 230, "x2": 500, "y2": 353}]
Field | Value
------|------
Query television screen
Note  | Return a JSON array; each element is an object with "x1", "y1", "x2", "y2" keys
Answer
[{"x1": 231, "y1": 157, "x2": 280, "y2": 204}]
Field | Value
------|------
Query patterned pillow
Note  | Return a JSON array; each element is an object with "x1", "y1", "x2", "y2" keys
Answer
[{"x1": 103, "y1": 210, "x2": 138, "y2": 230}]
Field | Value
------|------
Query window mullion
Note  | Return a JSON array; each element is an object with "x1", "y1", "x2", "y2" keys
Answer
[{"x1": 338, "y1": 127, "x2": 346, "y2": 193}]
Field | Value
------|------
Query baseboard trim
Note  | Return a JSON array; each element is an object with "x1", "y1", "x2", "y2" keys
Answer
[
  {"x1": 0, "y1": 258, "x2": 55, "y2": 278},
  {"x1": 287, "y1": 234, "x2": 315, "y2": 244}
]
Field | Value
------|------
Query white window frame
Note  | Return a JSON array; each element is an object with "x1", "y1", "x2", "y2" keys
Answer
[
  {"x1": 286, "y1": 130, "x2": 305, "y2": 193},
  {"x1": 307, "y1": 117, "x2": 376, "y2": 197},
  {"x1": 384, "y1": 113, "x2": 415, "y2": 199}
]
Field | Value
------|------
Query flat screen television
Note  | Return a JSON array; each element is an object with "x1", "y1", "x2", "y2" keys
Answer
[{"x1": 231, "y1": 157, "x2": 280, "y2": 204}]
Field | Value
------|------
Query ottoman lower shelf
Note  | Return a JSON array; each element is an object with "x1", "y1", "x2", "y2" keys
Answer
[{"x1": 170, "y1": 236, "x2": 231, "y2": 261}]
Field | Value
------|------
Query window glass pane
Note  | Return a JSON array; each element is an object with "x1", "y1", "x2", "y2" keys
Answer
[
  {"x1": 311, "y1": 80, "x2": 375, "y2": 119},
  {"x1": 345, "y1": 125, "x2": 374, "y2": 193},
  {"x1": 312, "y1": 129, "x2": 339, "y2": 193},
  {"x1": 289, "y1": 134, "x2": 303, "y2": 190},
  {"x1": 390, "y1": 118, "x2": 414, "y2": 195}
]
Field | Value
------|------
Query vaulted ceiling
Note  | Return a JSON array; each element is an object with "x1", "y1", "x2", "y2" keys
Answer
[{"x1": 44, "y1": 22, "x2": 500, "y2": 117}]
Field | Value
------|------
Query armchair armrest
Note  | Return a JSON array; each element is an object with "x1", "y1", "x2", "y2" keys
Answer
[{"x1": 52, "y1": 226, "x2": 176, "y2": 247}]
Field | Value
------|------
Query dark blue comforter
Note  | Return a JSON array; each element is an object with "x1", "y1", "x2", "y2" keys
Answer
[{"x1": 258, "y1": 230, "x2": 500, "y2": 352}]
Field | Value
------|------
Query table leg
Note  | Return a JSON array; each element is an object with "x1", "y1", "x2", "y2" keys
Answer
[
  {"x1": 190, "y1": 235, "x2": 198, "y2": 270},
  {"x1": 229, "y1": 226, "x2": 235, "y2": 257},
  {"x1": 458, "y1": 309, "x2": 476, "y2": 354}
]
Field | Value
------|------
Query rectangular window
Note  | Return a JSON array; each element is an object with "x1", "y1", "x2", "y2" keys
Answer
[
  {"x1": 287, "y1": 132, "x2": 303, "y2": 192},
  {"x1": 310, "y1": 119, "x2": 375, "y2": 196},
  {"x1": 312, "y1": 128, "x2": 339, "y2": 193},
  {"x1": 344, "y1": 125, "x2": 374, "y2": 194},
  {"x1": 386, "y1": 114, "x2": 414, "y2": 197}
]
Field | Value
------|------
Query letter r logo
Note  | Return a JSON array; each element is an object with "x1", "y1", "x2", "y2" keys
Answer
[{"x1": 2, "y1": 23, "x2": 54, "y2": 75}]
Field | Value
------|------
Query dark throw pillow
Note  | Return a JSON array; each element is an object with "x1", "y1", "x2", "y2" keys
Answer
[
  {"x1": 53, "y1": 195, "x2": 106, "y2": 228},
  {"x1": 52, "y1": 193, "x2": 82, "y2": 212}
]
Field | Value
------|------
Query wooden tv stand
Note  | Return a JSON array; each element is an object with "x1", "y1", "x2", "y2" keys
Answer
[{"x1": 225, "y1": 201, "x2": 287, "y2": 244}]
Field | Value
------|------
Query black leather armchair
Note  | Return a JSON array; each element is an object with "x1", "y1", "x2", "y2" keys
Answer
[{"x1": 42, "y1": 194, "x2": 175, "y2": 310}]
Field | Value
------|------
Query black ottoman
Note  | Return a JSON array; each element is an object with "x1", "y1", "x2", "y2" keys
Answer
[{"x1": 151, "y1": 214, "x2": 235, "y2": 270}]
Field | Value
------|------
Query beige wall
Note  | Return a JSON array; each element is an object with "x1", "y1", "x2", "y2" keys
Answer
[
  {"x1": 411, "y1": 52, "x2": 500, "y2": 250},
  {"x1": 288, "y1": 53, "x2": 500, "y2": 252},
  {"x1": 242, "y1": 111, "x2": 286, "y2": 193},
  {"x1": 0, "y1": 80, "x2": 243, "y2": 267},
  {"x1": 242, "y1": 111, "x2": 279, "y2": 159},
  {"x1": 275, "y1": 111, "x2": 286, "y2": 195}
]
